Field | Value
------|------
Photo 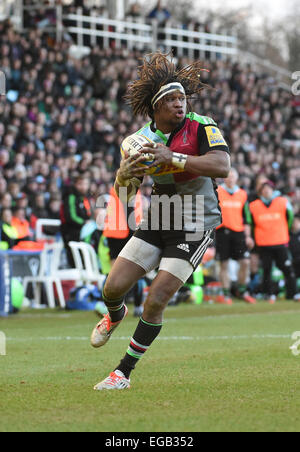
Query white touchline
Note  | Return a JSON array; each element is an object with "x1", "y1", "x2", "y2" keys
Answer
[{"x1": 5, "y1": 334, "x2": 292, "y2": 342}]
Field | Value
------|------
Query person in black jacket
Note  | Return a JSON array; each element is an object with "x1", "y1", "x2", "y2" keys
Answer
[
  {"x1": 290, "y1": 216, "x2": 300, "y2": 279},
  {"x1": 60, "y1": 175, "x2": 92, "y2": 267}
]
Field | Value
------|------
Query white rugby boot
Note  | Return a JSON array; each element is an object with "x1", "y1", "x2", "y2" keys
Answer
[
  {"x1": 94, "y1": 370, "x2": 130, "y2": 391},
  {"x1": 90, "y1": 306, "x2": 128, "y2": 348}
]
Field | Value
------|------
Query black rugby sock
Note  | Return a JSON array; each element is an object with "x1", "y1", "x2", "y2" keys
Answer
[
  {"x1": 116, "y1": 317, "x2": 163, "y2": 379},
  {"x1": 102, "y1": 291, "x2": 125, "y2": 323}
]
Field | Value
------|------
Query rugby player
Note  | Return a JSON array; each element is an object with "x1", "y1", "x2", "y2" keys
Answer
[{"x1": 91, "y1": 52, "x2": 231, "y2": 390}]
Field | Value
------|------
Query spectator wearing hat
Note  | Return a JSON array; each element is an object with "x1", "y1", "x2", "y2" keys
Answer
[{"x1": 249, "y1": 181, "x2": 299, "y2": 303}]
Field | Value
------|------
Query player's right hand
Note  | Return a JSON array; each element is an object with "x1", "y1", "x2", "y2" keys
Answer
[{"x1": 118, "y1": 154, "x2": 148, "y2": 181}]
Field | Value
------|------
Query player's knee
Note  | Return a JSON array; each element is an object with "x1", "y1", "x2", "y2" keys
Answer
[
  {"x1": 145, "y1": 287, "x2": 173, "y2": 313},
  {"x1": 103, "y1": 278, "x2": 125, "y2": 300}
]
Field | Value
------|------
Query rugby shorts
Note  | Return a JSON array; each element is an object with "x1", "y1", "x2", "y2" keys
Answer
[{"x1": 118, "y1": 228, "x2": 214, "y2": 283}]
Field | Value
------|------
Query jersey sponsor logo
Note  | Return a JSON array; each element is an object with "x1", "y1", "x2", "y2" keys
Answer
[{"x1": 205, "y1": 126, "x2": 227, "y2": 147}]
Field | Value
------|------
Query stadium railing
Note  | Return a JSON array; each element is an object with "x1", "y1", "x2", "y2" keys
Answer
[
  {"x1": 238, "y1": 50, "x2": 293, "y2": 90},
  {"x1": 1, "y1": 3, "x2": 291, "y2": 90},
  {"x1": 0, "y1": 0, "x2": 23, "y2": 29},
  {"x1": 59, "y1": 9, "x2": 238, "y2": 60},
  {"x1": 0, "y1": 2, "x2": 238, "y2": 60}
]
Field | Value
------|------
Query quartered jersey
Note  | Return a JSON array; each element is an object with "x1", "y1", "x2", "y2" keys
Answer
[{"x1": 135, "y1": 113, "x2": 230, "y2": 232}]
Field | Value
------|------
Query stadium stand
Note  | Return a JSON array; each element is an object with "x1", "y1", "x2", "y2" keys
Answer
[{"x1": 0, "y1": 7, "x2": 299, "y2": 307}]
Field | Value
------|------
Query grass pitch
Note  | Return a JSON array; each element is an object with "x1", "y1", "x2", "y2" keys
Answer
[{"x1": 0, "y1": 301, "x2": 300, "y2": 432}]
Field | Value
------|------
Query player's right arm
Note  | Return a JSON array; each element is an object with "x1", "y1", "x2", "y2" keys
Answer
[{"x1": 114, "y1": 154, "x2": 147, "y2": 203}]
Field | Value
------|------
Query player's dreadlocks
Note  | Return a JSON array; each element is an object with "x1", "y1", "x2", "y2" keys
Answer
[{"x1": 125, "y1": 52, "x2": 209, "y2": 118}]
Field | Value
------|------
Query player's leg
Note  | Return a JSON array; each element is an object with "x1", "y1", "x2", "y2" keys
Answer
[
  {"x1": 238, "y1": 258, "x2": 249, "y2": 290},
  {"x1": 215, "y1": 228, "x2": 233, "y2": 304},
  {"x1": 94, "y1": 230, "x2": 214, "y2": 390},
  {"x1": 274, "y1": 246, "x2": 297, "y2": 300},
  {"x1": 250, "y1": 250, "x2": 261, "y2": 293},
  {"x1": 218, "y1": 259, "x2": 233, "y2": 304},
  {"x1": 234, "y1": 231, "x2": 256, "y2": 304},
  {"x1": 114, "y1": 269, "x2": 185, "y2": 377},
  {"x1": 104, "y1": 257, "x2": 144, "y2": 299},
  {"x1": 229, "y1": 231, "x2": 256, "y2": 304},
  {"x1": 91, "y1": 236, "x2": 162, "y2": 348},
  {"x1": 107, "y1": 236, "x2": 131, "y2": 267},
  {"x1": 94, "y1": 265, "x2": 190, "y2": 391},
  {"x1": 237, "y1": 258, "x2": 256, "y2": 303},
  {"x1": 259, "y1": 247, "x2": 275, "y2": 303},
  {"x1": 142, "y1": 268, "x2": 186, "y2": 323},
  {"x1": 90, "y1": 257, "x2": 146, "y2": 348}
]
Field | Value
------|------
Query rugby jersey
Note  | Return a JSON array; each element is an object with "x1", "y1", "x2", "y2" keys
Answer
[{"x1": 136, "y1": 113, "x2": 230, "y2": 232}]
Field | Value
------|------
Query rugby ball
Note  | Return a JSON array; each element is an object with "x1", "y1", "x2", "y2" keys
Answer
[
  {"x1": 120, "y1": 134, "x2": 157, "y2": 175},
  {"x1": 120, "y1": 133, "x2": 184, "y2": 176}
]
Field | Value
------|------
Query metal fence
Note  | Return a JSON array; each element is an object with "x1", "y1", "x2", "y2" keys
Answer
[
  {"x1": 0, "y1": 1, "x2": 292, "y2": 85},
  {"x1": 238, "y1": 51, "x2": 293, "y2": 90},
  {"x1": 0, "y1": 2, "x2": 238, "y2": 60},
  {"x1": 0, "y1": 0, "x2": 22, "y2": 28},
  {"x1": 59, "y1": 9, "x2": 238, "y2": 60}
]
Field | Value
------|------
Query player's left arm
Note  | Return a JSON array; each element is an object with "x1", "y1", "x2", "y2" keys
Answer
[
  {"x1": 142, "y1": 122, "x2": 230, "y2": 178},
  {"x1": 184, "y1": 150, "x2": 230, "y2": 179},
  {"x1": 184, "y1": 122, "x2": 230, "y2": 178}
]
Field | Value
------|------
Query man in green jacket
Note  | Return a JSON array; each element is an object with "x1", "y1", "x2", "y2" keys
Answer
[{"x1": 60, "y1": 175, "x2": 92, "y2": 267}]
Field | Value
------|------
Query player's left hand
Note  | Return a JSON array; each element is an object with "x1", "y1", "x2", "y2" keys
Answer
[{"x1": 142, "y1": 143, "x2": 173, "y2": 168}]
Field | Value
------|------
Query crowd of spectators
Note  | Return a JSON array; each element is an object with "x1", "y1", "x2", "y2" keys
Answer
[
  {"x1": 20, "y1": 0, "x2": 214, "y2": 38},
  {"x1": 0, "y1": 18, "x2": 299, "y2": 248}
]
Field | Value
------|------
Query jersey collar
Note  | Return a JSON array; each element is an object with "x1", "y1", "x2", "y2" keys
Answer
[{"x1": 150, "y1": 118, "x2": 187, "y2": 146}]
